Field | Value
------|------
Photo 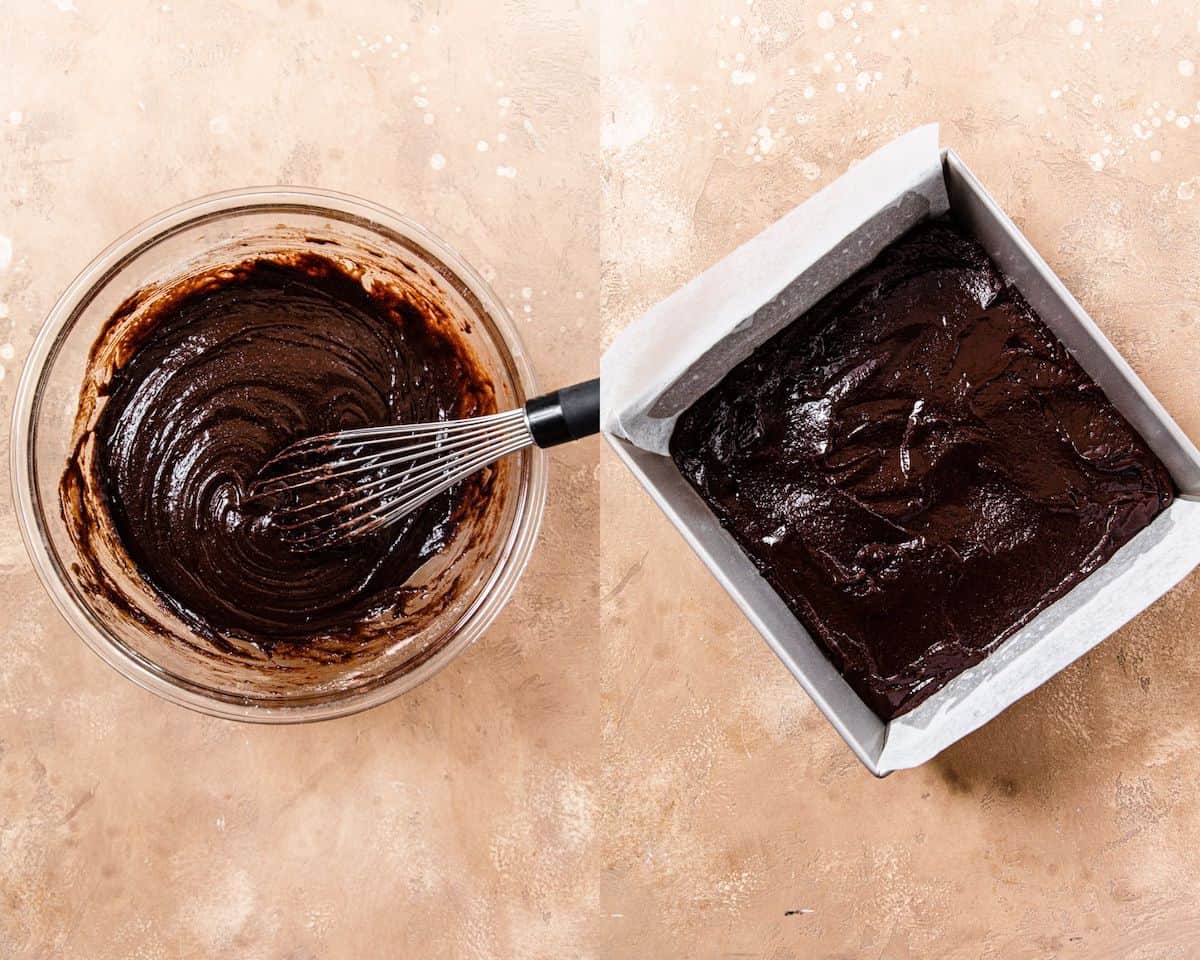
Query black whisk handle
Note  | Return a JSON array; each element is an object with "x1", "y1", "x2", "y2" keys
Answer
[{"x1": 525, "y1": 378, "x2": 600, "y2": 448}]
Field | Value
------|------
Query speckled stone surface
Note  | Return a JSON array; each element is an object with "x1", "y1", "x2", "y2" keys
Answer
[
  {"x1": 2, "y1": 0, "x2": 1199, "y2": 957},
  {"x1": 1, "y1": 2, "x2": 600, "y2": 957},
  {"x1": 598, "y1": 1, "x2": 1200, "y2": 957}
]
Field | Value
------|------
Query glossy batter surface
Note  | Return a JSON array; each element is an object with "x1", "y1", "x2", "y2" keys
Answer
[
  {"x1": 670, "y1": 219, "x2": 1174, "y2": 720},
  {"x1": 66, "y1": 254, "x2": 492, "y2": 647}
]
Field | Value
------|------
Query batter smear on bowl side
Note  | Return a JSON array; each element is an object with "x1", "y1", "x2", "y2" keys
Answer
[{"x1": 670, "y1": 218, "x2": 1175, "y2": 720}]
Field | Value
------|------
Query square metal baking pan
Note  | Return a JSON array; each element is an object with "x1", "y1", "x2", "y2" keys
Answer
[{"x1": 605, "y1": 148, "x2": 1200, "y2": 775}]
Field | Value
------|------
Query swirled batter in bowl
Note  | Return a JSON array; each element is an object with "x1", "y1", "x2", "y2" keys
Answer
[
  {"x1": 671, "y1": 219, "x2": 1175, "y2": 720},
  {"x1": 62, "y1": 252, "x2": 495, "y2": 652}
]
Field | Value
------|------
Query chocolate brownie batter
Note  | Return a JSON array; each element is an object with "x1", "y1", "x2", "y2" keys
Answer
[
  {"x1": 62, "y1": 253, "x2": 494, "y2": 648},
  {"x1": 670, "y1": 219, "x2": 1174, "y2": 720}
]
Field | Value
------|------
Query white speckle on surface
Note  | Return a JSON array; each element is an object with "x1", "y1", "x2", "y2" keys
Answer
[
  {"x1": 430, "y1": 152, "x2": 446, "y2": 170},
  {"x1": 1181, "y1": 60, "x2": 1196, "y2": 78},
  {"x1": 0, "y1": 343, "x2": 13, "y2": 361},
  {"x1": 1151, "y1": 149, "x2": 1163, "y2": 162},
  {"x1": 496, "y1": 165, "x2": 517, "y2": 178},
  {"x1": 7, "y1": 111, "x2": 21, "y2": 125},
  {"x1": 861, "y1": 0, "x2": 873, "y2": 10},
  {"x1": 855, "y1": 70, "x2": 872, "y2": 91},
  {"x1": 836, "y1": 81, "x2": 846, "y2": 93},
  {"x1": 730, "y1": 69, "x2": 756, "y2": 85},
  {"x1": 602, "y1": 87, "x2": 655, "y2": 151},
  {"x1": 0, "y1": 303, "x2": 8, "y2": 319},
  {"x1": 51, "y1": 0, "x2": 74, "y2": 10},
  {"x1": 729, "y1": 14, "x2": 741, "y2": 26},
  {"x1": 575, "y1": 291, "x2": 585, "y2": 300},
  {"x1": 1177, "y1": 115, "x2": 1191, "y2": 128},
  {"x1": 1089, "y1": 152, "x2": 1105, "y2": 171},
  {"x1": 0, "y1": 236, "x2": 12, "y2": 272},
  {"x1": 208, "y1": 114, "x2": 229, "y2": 134},
  {"x1": 413, "y1": 95, "x2": 429, "y2": 108},
  {"x1": 476, "y1": 140, "x2": 489, "y2": 152},
  {"x1": 1068, "y1": 18, "x2": 1084, "y2": 35},
  {"x1": 177, "y1": 869, "x2": 256, "y2": 950},
  {"x1": 520, "y1": 287, "x2": 532, "y2": 300},
  {"x1": 803, "y1": 85, "x2": 815, "y2": 98},
  {"x1": 817, "y1": 10, "x2": 835, "y2": 29}
]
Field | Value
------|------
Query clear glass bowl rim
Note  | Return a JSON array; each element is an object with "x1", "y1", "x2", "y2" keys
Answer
[{"x1": 9, "y1": 186, "x2": 549, "y2": 723}]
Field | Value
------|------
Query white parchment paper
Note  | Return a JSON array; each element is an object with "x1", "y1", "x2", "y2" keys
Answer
[
  {"x1": 880, "y1": 498, "x2": 1200, "y2": 769},
  {"x1": 602, "y1": 124, "x2": 1200, "y2": 772},
  {"x1": 602, "y1": 124, "x2": 949, "y2": 454}
]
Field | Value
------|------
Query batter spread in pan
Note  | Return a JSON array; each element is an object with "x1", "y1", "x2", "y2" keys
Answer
[
  {"x1": 62, "y1": 252, "x2": 495, "y2": 650},
  {"x1": 670, "y1": 219, "x2": 1174, "y2": 720}
]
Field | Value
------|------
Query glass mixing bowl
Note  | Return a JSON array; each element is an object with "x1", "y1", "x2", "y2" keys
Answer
[{"x1": 10, "y1": 187, "x2": 548, "y2": 722}]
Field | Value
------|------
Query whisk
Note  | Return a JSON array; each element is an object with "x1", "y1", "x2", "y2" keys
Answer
[{"x1": 250, "y1": 378, "x2": 599, "y2": 549}]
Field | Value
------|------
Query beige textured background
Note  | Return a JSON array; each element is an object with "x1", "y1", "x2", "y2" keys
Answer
[
  {"x1": 1, "y1": 1, "x2": 601, "y2": 957},
  {"x1": 598, "y1": 1, "x2": 1200, "y2": 958},
  {"x1": 1, "y1": 0, "x2": 1198, "y2": 958}
]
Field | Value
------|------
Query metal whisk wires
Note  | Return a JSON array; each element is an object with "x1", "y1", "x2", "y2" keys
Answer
[
  {"x1": 251, "y1": 378, "x2": 600, "y2": 550},
  {"x1": 252, "y1": 408, "x2": 533, "y2": 549}
]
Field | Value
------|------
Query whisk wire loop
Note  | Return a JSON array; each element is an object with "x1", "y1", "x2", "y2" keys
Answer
[{"x1": 253, "y1": 408, "x2": 534, "y2": 549}]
